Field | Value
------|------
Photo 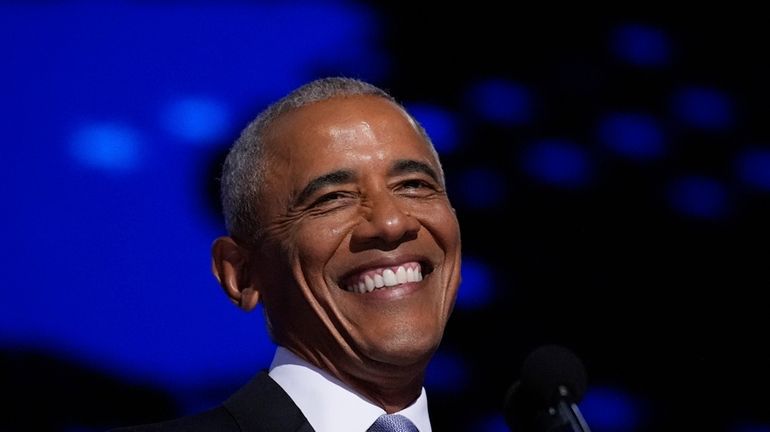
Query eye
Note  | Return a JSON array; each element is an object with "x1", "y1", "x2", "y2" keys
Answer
[
  {"x1": 310, "y1": 191, "x2": 349, "y2": 207},
  {"x1": 397, "y1": 178, "x2": 440, "y2": 198},
  {"x1": 401, "y1": 179, "x2": 432, "y2": 190}
]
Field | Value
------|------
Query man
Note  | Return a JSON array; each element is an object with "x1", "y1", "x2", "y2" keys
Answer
[{"x1": 113, "y1": 77, "x2": 462, "y2": 431}]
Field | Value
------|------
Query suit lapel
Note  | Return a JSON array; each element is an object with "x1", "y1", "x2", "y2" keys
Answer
[{"x1": 223, "y1": 371, "x2": 314, "y2": 432}]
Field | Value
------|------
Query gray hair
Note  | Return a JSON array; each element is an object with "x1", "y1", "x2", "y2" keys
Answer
[{"x1": 219, "y1": 76, "x2": 440, "y2": 244}]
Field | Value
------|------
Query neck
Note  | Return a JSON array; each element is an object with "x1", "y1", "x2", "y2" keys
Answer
[
  {"x1": 292, "y1": 346, "x2": 430, "y2": 413},
  {"x1": 338, "y1": 364, "x2": 426, "y2": 413}
]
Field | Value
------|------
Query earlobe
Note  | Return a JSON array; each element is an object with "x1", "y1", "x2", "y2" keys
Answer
[
  {"x1": 211, "y1": 236, "x2": 260, "y2": 311},
  {"x1": 239, "y1": 287, "x2": 260, "y2": 311}
]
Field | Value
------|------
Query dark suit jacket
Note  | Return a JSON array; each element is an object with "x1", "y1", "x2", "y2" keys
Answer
[{"x1": 110, "y1": 371, "x2": 314, "y2": 432}]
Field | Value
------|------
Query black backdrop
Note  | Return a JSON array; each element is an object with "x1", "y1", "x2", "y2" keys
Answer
[{"x1": 364, "y1": 8, "x2": 770, "y2": 431}]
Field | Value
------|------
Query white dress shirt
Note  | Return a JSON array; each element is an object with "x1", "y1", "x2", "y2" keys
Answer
[{"x1": 268, "y1": 346, "x2": 431, "y2": 432}]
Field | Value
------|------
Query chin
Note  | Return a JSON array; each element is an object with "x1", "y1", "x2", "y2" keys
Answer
[{"x1": 369, "y1": 331, "x2": 440, "y2": 367}]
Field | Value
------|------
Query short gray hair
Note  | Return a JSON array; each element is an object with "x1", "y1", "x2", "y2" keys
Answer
[{"x1": 219, "y1": 76, "x2": 439, "y2": 244}]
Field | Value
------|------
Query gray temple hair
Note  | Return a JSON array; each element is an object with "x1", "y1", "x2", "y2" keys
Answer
[{"x1": 219, "y1": 76, "x2": 441, "y2": 244}]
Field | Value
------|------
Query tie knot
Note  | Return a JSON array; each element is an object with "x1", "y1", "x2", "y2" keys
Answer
[{"x1": 367, "y1": 414, "x2": 419, "y2": 432}]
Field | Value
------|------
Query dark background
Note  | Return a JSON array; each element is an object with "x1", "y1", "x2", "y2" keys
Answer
[
  {"x1": 3, "y1": 4, "x2": 769, "y2": 431},
  {"x1": 379, "y1": 9, "x2": 770, "y2": 431}
]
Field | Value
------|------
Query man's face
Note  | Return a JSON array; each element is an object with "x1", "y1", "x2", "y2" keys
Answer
[{"x1": 252, "y1": 95, "x2": 461, "y2": 378}]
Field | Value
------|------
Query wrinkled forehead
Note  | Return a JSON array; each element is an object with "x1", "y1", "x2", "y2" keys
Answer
[{"x1": 264, "y1": 96, "x2": 441, "y2": 176}]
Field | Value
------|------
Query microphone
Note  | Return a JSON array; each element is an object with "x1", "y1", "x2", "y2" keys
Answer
[{"x1": 503, "y1": 344, "x2": 592, "y2": 432}]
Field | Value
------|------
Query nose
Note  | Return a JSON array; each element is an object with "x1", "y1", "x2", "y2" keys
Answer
[{"x1": 350, "y1": 192, "x2": 421, "y2": 250}]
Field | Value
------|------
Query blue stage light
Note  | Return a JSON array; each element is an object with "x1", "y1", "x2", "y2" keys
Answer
[
  {"x1": 521, "y1": 139, "x2": 591, "y2": 188},
  {"x1": 598, "y1": 113, "x2": 665, "y2": 160},
  {"x1": 406, "y1": 102, "x2": 460, "y2": 154},
  {"x1": 71, "y1": 123, "x2": 141, "y2": 172},
  {"x1": 580, "y1": 386, "x2": 644, "y2": 431},
  {"x1": 472, "y1": 413, "x2": 509, "y2": 432},
  {"x1": 467, "y1": 79, "x2": 533, "y2": 125},
  {"x1": 163, "y1": 97, "x2": 230, "y2": 144},
  {"x1": 611, "y1": 24, "x2": 671, "y2": 68},
  {"x1": 735, "y1": 147, "x2": 770, "y2": 191},
  {"x1": 456, "y1": 257, "x2": 495, "y2": 310},
  {"x1": 672, "y1": 86, "x2": 734, "y2": 131},
  {"x1": 731, "y1": 423, "x2": 770, "y2": 432},
  {"x1": 668, "y1": 175, "x2": 728, "y2": 219},
  {"x1": 424, "y1": 349, "x2": 468, "y2": 394},
  {"x1": 7, "y1": 1, "x2": 388, "y2": 393}
]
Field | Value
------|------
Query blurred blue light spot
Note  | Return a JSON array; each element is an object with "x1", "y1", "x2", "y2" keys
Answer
[
  {"x1": 457, "y1": 257, "x2": 495, "y2": 310},
  {"x1": 468, "y1": 79, "x2": 533, "y2": 125},
  {"x1": 522, "y1": 139, "x2": 591, "y2": 188},
  {"x1": 580, "y1": 386, "x2": 642, "y2": 431},
  {"x1": 668, "y1": 175, "x2": 728, "y2": 219},
  {"x1": 472, "y1": 413, "x2": 509, "y2": 432},
  {"x1": 731, "y1": 423, "x2": 770, "y2": 432},
  {"x1": 672, "y1": 87, "x2": 734, "y2": 130},
  {"x1": 598, "y1": 113, "x2": 665, "y2": 160},
  {"x1": 406, "y1": 103, "x2": 459, "y2": 154},
  {"x1": 611, "y1": 24, "x2": 671, "y2": 67},
  {"x1": 71, "y1": 123, "x2": 141, "y2": 172},
  {"x1": 163, "y1": 97, "x2": 230, "y2": 144},
  {"x1": 424, "y1": 350, "x2": 468, "y2": 394},
  {"x1": 457, "y1": 168, "x2": 507, "y2": 208},
  {"x1": 735, "y1": 148, "x2": 770, "y2": 190}
]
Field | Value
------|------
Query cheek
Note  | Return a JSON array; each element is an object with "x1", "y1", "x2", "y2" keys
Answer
[
  {"x1": 293, "y1": 214, "x2": 357, "y2": 271},
  {"x1": 417, "y1": 205, "x2": 461, "y2": 249}
]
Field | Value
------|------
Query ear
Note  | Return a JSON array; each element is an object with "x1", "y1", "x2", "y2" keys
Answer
[{"x1": 211, "y1": 236, "x2": 260, "y2": 311}]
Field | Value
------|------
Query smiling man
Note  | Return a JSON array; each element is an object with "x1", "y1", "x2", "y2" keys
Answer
[{"x1": 112, "y1": 77, "x2": 462, "y2": 432}]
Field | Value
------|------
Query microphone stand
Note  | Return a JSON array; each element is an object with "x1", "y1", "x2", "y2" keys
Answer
[{"x1": 550, "y1": 386, "x2": 592, "y2": 432}]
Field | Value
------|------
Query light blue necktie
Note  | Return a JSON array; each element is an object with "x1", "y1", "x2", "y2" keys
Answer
[{"x1": 367, "y1": 414, "x2": 419, "y2": 432}]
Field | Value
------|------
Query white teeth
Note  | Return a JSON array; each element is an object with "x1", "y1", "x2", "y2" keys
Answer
[
  {"x1": 396, "y1": 266, "x2": 407, "y2": 283},
  {"x1": 382, "y1": 269, "x2": 397, "y2": 286},
  {"x1": 346, "y1": 263, "x2": 426, "y2": 293},
  {"x1": 406, "y1": 267, "x2": 415, "y2": 282}
]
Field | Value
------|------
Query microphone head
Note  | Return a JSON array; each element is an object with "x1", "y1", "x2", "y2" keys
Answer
[
  {"x1": 503, "y1": 344, "x2": 588, "y2": 431},
  {"x1": 520, "y1": 344, "x2": 587, "y2": 405}
]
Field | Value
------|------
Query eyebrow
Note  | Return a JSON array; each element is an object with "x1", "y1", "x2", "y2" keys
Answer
[
  {"x1": 294, "y1": 169, "x2": 356, "y2": 206},
  {"x1": 390, "y1": 159, "x2": 440, "y2": 183}
]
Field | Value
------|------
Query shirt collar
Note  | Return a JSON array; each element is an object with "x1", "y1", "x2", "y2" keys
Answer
[{"x1": 268, "y1": 346, "x2": 431, "y2": 432}]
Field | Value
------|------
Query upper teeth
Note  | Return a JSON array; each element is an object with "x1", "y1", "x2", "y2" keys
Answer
[{"x1": 346, "y1": 262, "x2": 423, "y2": 293}]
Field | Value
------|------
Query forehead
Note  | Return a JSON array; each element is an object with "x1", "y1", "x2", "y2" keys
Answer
[{"x1": 264, "y1": 95, "x2": 439, "y2": 177}]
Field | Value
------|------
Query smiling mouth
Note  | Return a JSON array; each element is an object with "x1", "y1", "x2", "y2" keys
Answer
[{"x1": 343, "y1": 261, "x2": 432, "y2": 293}]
